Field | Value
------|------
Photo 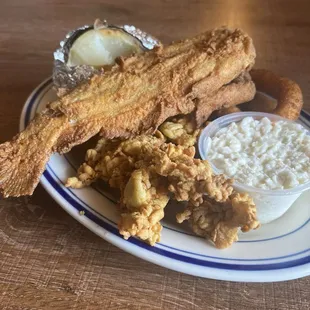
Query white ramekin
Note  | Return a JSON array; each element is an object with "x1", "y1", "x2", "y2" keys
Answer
[{"x1": 198, "y1": 112, "x2": 310, "y2": 224}]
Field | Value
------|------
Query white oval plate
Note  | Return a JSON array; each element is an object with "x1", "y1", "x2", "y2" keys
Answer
[{"x1": 20, "y1": 78, "x2": 310, "y2": 282}]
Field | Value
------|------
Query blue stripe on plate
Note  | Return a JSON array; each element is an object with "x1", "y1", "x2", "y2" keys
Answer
[
  {"x1": 46, "y1": 163, "x2": 310, "y2": 263},
  {"x1": 43, "y1": 168, "x2": 310, "y2": 270},
  {"x1": 62, "y1": 152, "x2": 310, "y2": 243}
]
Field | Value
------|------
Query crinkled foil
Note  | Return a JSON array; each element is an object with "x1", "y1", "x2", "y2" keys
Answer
[{"x1": 53, "y1": 20, "x2": 161, "y2": 97}]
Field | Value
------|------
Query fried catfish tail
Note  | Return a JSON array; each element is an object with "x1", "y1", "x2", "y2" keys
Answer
[{"x1": 0, "y1": 114, "x2": 68, "y2": 197}]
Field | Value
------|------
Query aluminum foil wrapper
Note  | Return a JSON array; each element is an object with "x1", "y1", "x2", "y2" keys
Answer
[{"x1": 53, "y1": 19, "x2": 161, "y2": 97}]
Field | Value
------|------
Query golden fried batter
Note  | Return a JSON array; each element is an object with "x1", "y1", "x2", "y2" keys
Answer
[
  {"x1": 176, "y1": 193, "x2": 260, "y2": 249},
  {"x1": 120, "y1": 169, "x2": 169, "y2": 245},
  {"x1": 66, "y1": 134, "x2": 166, "y2": 189},
  {"x1": 153, "y1": 144, "x2": 233, "y2": 206},
  {"x1": 250, "y1": 69, "x2": 303, "y2": 120},
  {"x1": 0, "y1": 27, "x2": 256, "y2": 197},
  {"x1": 195, "y1": 72, "x2": 256, "y2": 126},
  {"x1": 67, "y1": 134, "x2": 247, "y2": 246},
  {"x1": 211, "y1": 106, "x2": 241, "y2": 119},
  {"x1": 159, "y1": 115, "x2": 201, "y2": 147}
]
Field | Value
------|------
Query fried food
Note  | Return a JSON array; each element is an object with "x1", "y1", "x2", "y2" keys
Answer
[
  {"x1": 211, "y1": 106, "x2": 241, "y2": 120},
  {"x1": 205, "y1": 69, "x2": 303, "y2": 121},
  {"x1": 0, "y1": 114, "x2": 68, "y2": 197},
  {"x1": 67, "y1": 135, "x2": 171, "y2": 245},
  {"x1": 195, "y1": 72, "x2": 256, "y2": 126},
  {"x1": 120, "y1": 168, "x2": 170, "y2": 245},
  {"x1": 65, "y1": 132, "x2": 258, "y2": 248},
  {"x1": 176, "y1": 193, "x2": 260, "y2": 249},
  {"x1": 67, "y1": 133, "x2": 259, "y2": 248},
  {"x1": 250, "y1": 69, "x2": 303, "y2": 120},
  {"x1": 159, "y1": 115, "x2": 201, "y2": 147},
  {"x1": 239, "y1": 90, "x2": 277, "y2": 114},
  {"x1": 158, "y1": 76, "x2": 252, "y2": 146},
  {"x1": 155, "y1": 143, "x2": 234, "y2": 205},
  {"x1": 0, "y1": 27, "x2": 256, "y2": 198}
]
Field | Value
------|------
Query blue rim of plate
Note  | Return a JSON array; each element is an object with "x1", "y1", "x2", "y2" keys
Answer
[{"x1": 20, "y1": 77, "x2": 310, "y2": 281}]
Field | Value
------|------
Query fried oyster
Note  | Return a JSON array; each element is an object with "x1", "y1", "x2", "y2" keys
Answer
[
  {"x1": 66, "y1": 123, "x2": 259, "y2": 248},
  {"x1": 177, "y1": 193, "x2": 260, "y2": 249}
]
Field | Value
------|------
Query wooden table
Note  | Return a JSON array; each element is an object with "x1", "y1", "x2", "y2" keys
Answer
[{"x1": 1, "y1": 1, "x2": 310, "y2": 309}]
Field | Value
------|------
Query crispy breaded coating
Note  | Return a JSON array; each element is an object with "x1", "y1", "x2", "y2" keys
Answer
[
  {"x1": 119, "y1": 169, "x2": 169, "y2": 245},
  {"x1": 153, "y1": 144, "x2": 233, "y2": 205},
  {"x1": 66, "y1": 134, "x2": 166, "y2": 189},
  {"x1": 159, "y1": 115, "x2": 201, "y2": 147},
  {"x1": 195, "y1": 72, "x2": 256, "y2": 126},
  {"x1": 0, "y1": 27, "x2": 255, "y2": 197},
  {"x1": 211, "y1": 106, "x2": 241, "y2": 120},
  {"x1": 67, "y1": 135, "x2": 241, "y2": 245},
  {"x1": 176, "y1": 192, "x2": 260, "y2": 249},
  {"x1": 250, "y1": 69, "x2": 303, "y2": 120}
]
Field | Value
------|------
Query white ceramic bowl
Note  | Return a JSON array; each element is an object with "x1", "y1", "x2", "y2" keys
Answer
[{"x1": 198, "y1": 112, "x2": 310, "y2": 224}]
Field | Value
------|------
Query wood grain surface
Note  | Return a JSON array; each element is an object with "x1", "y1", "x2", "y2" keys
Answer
[{"x1": 1, "y1": 0, "x2": 310, "y2": 309}]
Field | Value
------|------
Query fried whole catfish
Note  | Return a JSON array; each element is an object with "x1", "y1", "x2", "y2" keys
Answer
[{"x1": 0, "y1": 27, "x2": 256, "y2": 197}]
